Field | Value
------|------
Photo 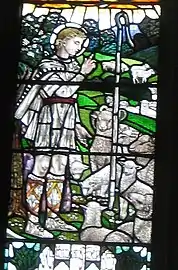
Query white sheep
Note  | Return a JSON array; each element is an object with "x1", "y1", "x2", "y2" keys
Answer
[
  {"x1": 123, "y1": 180, "x2": 153, "y2": 199},
  {"x1": 131, "y1": 64, "x2": 155, "y2": 84},
  {"x1": 118, "y1": 124, "x2": 139, "y2": 146},
  {"x1": 117, "y1": 160, "x2": 153, "y2": 221},
  {"x1": 118, "y1": 160, "x2": 141, "y2": 193},
  {"x1": 80, "y1": 163, "x2": 122, "y2": 197},
  {"x1": 81, "y1": 159, "x2": 142, "y2": 199},
  {"x1": 129, "y1": 134, "x2": 155, "y2": 155},
  {"x1": 70, "y1": 160, "x2": 89, "y2": 180},
  {"x1": 90, "y1": 106, "x2": 126, "y2": 172},
  {"x1": 80, "y1": 201, "x2": 132, "y2": 242},
  {"x1": 116, "y1": 160, "x2": 142, "y2": 219},
  {"x1": 80, "y1": 199, "x2": 152, "y2": 243},
  {"x1": 120, "y1": 173, "x2": 153, "y2": 225},
  {"x1": 90, "y1": 106, "x2": 112, "y2": 172}
]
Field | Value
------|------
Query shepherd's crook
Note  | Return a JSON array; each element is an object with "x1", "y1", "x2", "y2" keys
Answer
[{"x1": 109, "y1": 11, "x2": 134, "y2": 209}]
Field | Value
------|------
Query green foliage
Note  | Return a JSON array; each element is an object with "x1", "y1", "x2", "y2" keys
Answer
[
  {"x1": 80, "y1": 168, "x2": 92, "y2": 181},
  {"x1": 21, "y1": 233, "x2": 37, "y2": 240},
  {"x1": 148, "y1": 74, "x2": 158, "y2": 83},
  {"x1": 18, "y1": 62, "x2": 32, "y2": 79},
  {"x1": 101, "y1": 215, "x2": 111, "y2": 229},
  {"x1": 121, "y1": 71, "x2": 131, "y2": 79},
  {"x1": 11, "y1": 246, "x2": 40, "y2": 270},
  {"x1": 71, "y1": 222, "x2": 82, "y2": 229},
  {"x1": 88, "y1": 63, "x2": 103, "y2": 79},
  {"x1": 21, "y1": 138, "x2": 32, "y2": 148},
  {"x1": 79, "y1": 109, "x2": 94, "y2": 135},
  {"x1": 123, "y1": 112, "x2": 156, "y2": 135},
  {"x1": 58, "y1": 231, "x2": 79, "y2": 241},
  {"x1": 71, "y1": 184, "x2": 81, "y2": 195},
  {"x1": 101, "y1": 71, "x2": 114, "y2": 79},
  {"x1": 121, "y1": 42, "x2": 134, "y2": 56},
  {"x1": 93, "y1": 95, "x2": 105, "y2": 105},
  {"x1": 102, "y1": 210, "x2": 118, "y2": 230},
  {"x1": 129, "y1": 100, "x2": 139, "y2": 106},
  {"x1": 78, "y1": 90, "x2": 103, "y2": 97},
  {"x1": 122, "y1": 58, "x2": 142, "y2": 66},
  {"x1": 77, "y1": 141, "x2": 89, "y2": 152},
  {"x1": 94, "y1": 52, "x2": 115, "y2": 62},
  {"x1": 78, "y1": 94, "x2": 97, "y2": 108},
  {"x1": 60, "y1": 212, "x2": 84, "y2": 223},
  {"x1": 8, "y1": 218, "x2": 25, "y2": 236},
  {"x1": 53, "y1": 231, "x2": 61, "y2": 237}
]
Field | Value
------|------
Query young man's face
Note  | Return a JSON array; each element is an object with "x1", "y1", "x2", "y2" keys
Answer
[{"x1": 64, "y1": 36, "x2": 84, "y2": 56}]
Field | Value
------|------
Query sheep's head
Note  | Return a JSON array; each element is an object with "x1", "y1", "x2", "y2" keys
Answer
[
  {"x1": 126, "y1": 192, "x2": 153, "y2": 219},
  {"x1": 150, "y1": 69, "x2": 155, "y2": 75},
  {"x1": 81, "y1": 201, "x2": 106, "y2": 228},
  {"x1": 118, "y1": 124, "x2": 139, "y2": 145},
  {"x1": 70, "y1": 160, "x2": 89, "y2": 180},
  {"x1": 91, "y1": 106, "x2": 112, "y2": 132},
  {"x1": 119, "y1": 160, "x2": 141, "y2": 176},
  {"x1": 91, "y1": 105, "x2": 127, "y2": 133}
]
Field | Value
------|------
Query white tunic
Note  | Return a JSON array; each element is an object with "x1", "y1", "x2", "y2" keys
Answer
[{"x1": 15, "y1": 56, "x2": 85, "y2": 150}]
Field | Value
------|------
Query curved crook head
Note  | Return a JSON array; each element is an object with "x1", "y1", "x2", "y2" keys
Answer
[{"x1": 115, "y1": 11, "x2": 129, "y2": 28}]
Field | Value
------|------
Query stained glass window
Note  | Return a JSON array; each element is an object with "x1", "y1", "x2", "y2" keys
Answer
[{"x1": 5, "y1": 1, "x2": 160, "y2": 269}]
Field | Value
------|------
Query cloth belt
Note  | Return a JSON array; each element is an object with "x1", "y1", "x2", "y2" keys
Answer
[{"x1": 43, "y1": 97, "x2": 76, "y2": 105}]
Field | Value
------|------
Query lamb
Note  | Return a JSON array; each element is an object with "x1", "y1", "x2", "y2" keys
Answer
[
  {"x1": 122, "y1": 192, "x2": 153, "y2": 243},
  {"x1": 80, "y1": 198, "x2": 152, "y2": 243},
  {"x1": 120, "y1": 172, "x2": 153, "y2": 224},
  {"x1": 118, "y1": 160, "x2": 141, "y2": 193},
  {"x1": 131, "y1": 64, "x2": 155, "y2": 84},
  {"x1": 118, "y1": 160, "x2": 153, "y2": 220},
  {"x1": 80, "y1": 159, "x2": 141, "y2": 198},
  {"x1": 80, "y1": 201, "x2": 132, "y2": 242},
  {"x1": 80, "y1": 163, "x2": 122, "y2": 197},
  {"x1": 90, "y1": 105, "x2": 127, "y2": 172},
  {"x1": 117, "y1": 160, "x2": 141, "y2": 220},
  {"x1": 69, "y1": 159, "x2": 89, "y2": 180},
  {"x1": 90, "y1": 106, "x2": 112, "y2": 172}
]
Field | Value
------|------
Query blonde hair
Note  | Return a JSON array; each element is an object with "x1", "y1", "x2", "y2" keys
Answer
[{"x1": 55, "y1": 27, "x2": 87, "y2": 48}]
